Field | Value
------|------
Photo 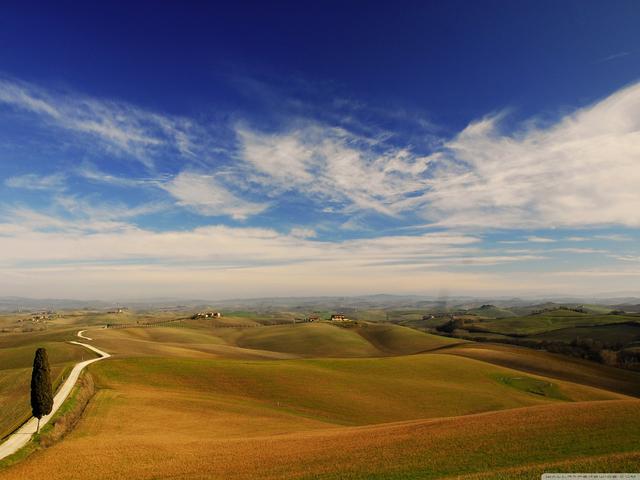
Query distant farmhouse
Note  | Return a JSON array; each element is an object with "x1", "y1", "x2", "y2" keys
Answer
[
  {"x1": 330, "y1": 314, "x2": 348, "y2": 321},
  {"x1": 306, "y1": 315, "x2": 320, "y2": 322},
  {"x1": 30, "y1": 311, "x2": 54, "y2": 322},
  {"x1": 192, "y1": 311, "x2": 223, "y2": 319},
  {"x1": 108, "y1": 307, "x2": 127, "y2": 314}
]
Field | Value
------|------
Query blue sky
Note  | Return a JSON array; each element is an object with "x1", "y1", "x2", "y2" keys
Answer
[{"x1": 1, "y1": 1, "x2": 639, "y2": 299}]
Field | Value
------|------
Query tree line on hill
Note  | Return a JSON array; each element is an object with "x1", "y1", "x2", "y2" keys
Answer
[{"x1": 435, "y1": 319, "x2": 640, "y2": 371}]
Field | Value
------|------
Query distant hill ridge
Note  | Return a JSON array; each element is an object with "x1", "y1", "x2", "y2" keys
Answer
[{"x1": 1, "y1": 294, "x2": 639, "y2": 312}]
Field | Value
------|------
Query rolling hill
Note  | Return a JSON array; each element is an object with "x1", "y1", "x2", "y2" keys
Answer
[
  {"x1": 1, "y1": 312, "x2": 639, "y2": 479},
  {"x1": 0, "y1": 351, "x2": 636, "y2": 479}
]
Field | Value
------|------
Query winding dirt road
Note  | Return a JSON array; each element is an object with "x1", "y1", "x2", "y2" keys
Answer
[
  {"x1": 76, "y1": 330, "x2": 92, "y2": 341},
  {"x1": 0, "y1": 331, "x2": 109, "y2": 461}
]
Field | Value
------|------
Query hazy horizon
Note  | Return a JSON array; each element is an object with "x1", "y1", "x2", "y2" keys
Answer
[{"x1": 3, "y1": 291, "x2": 640, "y2": 307}]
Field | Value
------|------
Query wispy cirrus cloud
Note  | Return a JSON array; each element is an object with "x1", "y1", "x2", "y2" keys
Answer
[
  {"x1": 421, "y1": 81, "x2": 640, "y2": 229},
  {"x1": 5, "y1": 173, "x2": 66, "y2": 191},
  {"x1": 3, "y1": 207, "x2": 621, "y2": 298},
  {"x1": 0, "y1": 77, "x2": 204, "y2": 169},
  {"x1": 76, "y1": 163, "x2": 149, "y2": 187},
  {"x1": 237, "y1": 123, "x2": 430, "y2": 216},
  {"x1": 0, "y1": 195, "x2": 166, "y2": 235},
  {"x1": 162, "y1": 171, "x2": 268, "y2": 220},
  {"x1": 596, "y1": 51, "x2": 631, "y2": 63},
  {"x1": 526, "y1": 236, "x2": 556, "y2": 243},
  {"x1": 0, "y1": 209, "x2": 524, "y2": 273},
  {"x1": 4, "y1": 76, "x2": 640, "y2": 232},
  {"x1": 233, "y1": 81, "x2": 640, "y2": 232},
  {"x1": 290, "y1": 227, "x2": 317, "y2": 239}
]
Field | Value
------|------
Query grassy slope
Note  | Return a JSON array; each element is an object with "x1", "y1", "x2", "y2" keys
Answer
[
  {"x1": 452, "y1": 451, "x2": 640, "y2": 480},
  {"x1": 93, "y1": 354, "x2": 623, "y2": 426},
  {"x1": 87, "y1": 326, "x2": 297, "y2": 360},
  {"x1": 0, "y1": 353, "x2": 635, "y2": 480},
  {"x1": 443, "y1": 342, "x2": 640, "y2": 397},
  {"x1": 0, "y1": 328, "x2": 78, "y2": 349},
  {"x1": 354, "y1": 323, "x2": 464, "y2": 354},
  {"x1": 466, "y1": 305, "x2": 517, "y2": 318},
  {"x1": 532, "y1": 322, "x2": 640, "y2": 345},
  {"x1": 218, "y1": 323, "x2": 381, "y2": 357},
  {"x1": 2, "y1": 315, "x2": 639, "y2": 478},
  {"x1": 478, "y1": 311, "x2": 638, "y2": 335},
  {"x1": 84, "y1": 321, "x2": 462, "y2": 359},
  {"x1": 0, "y1": 341, "x2": 94, "y2": 439},
  {"x1": 214, "y1": 322, "x2": 463, "y2": 357},
  {"x1": 53, "y1": 310, "x2": 189, "y2": 327}
]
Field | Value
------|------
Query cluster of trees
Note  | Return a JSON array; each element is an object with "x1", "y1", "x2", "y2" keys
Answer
[
  {"x1": 531, "y1": 306, "x2": 587, "y2": 315},
  {"x1": 434, "y1": 319, "x2": 640, "y2": 371},
  {"x1": 618, "y1": 348, "x2": 640, "y2": 369},
  {"x1": 435, "y1": 318, "x2": 465, "y2": 333},
  {"x1": 533, "y1": 337, "x2": 638, "y2": 369},
  {"x1": 548, "y1": 338, "x2": 613, "y2": 363}
]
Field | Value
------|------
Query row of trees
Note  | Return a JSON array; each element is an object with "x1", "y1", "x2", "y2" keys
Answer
[{"x1": 437, "y1": 323, "x2": 640, "y2": 371}]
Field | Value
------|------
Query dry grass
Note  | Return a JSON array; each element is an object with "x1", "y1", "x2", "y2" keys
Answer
[
  {"x1": 443, "y1": 342, "x2": 640, "y2": 397},
  {"x1": 447, "y1": 451, "x2": 640, "y2": 479},
  {"x1": 88, "y1": 322, "x2": 447, "y2": 359},
  {"x1": 355, "y1": 323, "x2": 464, "y2": 354},
  {"x1": 1, "y1": 314, "x2": 638, "y2": 479},
  {"x1": 89, "y1": 354, "x2": 624, "y2": 426},
  {"x1": 0, "y1": 396, "x2": 637, "y2": 480},
  {"x1": 0, "y1": 341, "x2": 95, "y2": 439},
  {"x1": 88, "y1": 327, "x2": 297, "y2": 360},
  {"x1": 222, "y1": 322, "x2": 382, "y2": 357},
  {"x1": 39, "y1": 372, "x2": 96, "y2": 448}
]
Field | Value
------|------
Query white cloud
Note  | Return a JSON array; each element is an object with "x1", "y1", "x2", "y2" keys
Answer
[
  {"x1": 0, "y1": 77, "x2": 204, "y2": 169},
  {"x1": 551, "y1": 247, "x2": 607, "y2": 254},
  {"x1": 5, "y1": 173, "x2": 66, "y2": 190},
  {"x1": 78, "y1": 166, "x2": 266, "y2": 221},
  {"x1": 422, "y1": 82, "x2": 640, "y2": 229},
  {"x1": 162, "y1": 171, "x2": 268, "y2": 220},
  {"x1": 5, "y1": 76, "x2": 640, "y2": 235},
  {"x1": 0, "y1": 207, "x2": 636, "y2": 298},
  {"x1": 236, "y1": 82, "x2": 640, "y2": 231},
  {"x1": 527, "y1": 236, "x2": 556, "y2": 243},
  {"x1": 610, "y1": 254, "x2": 640, "y2": 262},
  {"x1": 290, "y1": 227, "x2": 317, "y2": 238},
  {"x1": 237, "y1": 123, "x2": 430, "y2": 216},
  {"x1": 0, "y1": 206, "x2": 486, "y2": 269},
  {"x1": 76, "y1": 163, "x2": 146, "y2": 187},
  {"x1": 597, "y1": 51, "x2": 631, "y2": 63},
  {"x1": 1, "y1": 196, "x2": 165, "y2": 235},
  {"x1": 594, "y1": 234, "x2": 631, "y2": 241}
]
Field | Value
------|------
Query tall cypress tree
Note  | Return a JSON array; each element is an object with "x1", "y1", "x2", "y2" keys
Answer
[{"x1": 31, "y1": 347, "x2": 53, "y2": 433}]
